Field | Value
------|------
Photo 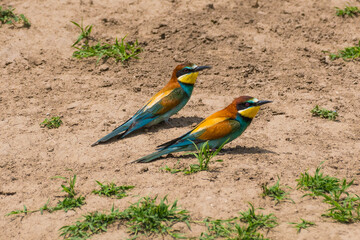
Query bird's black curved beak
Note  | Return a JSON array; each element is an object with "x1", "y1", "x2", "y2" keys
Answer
[
  {"x1": 194, "y1": 65, "x2": 212, "y2": 72},
  {"x1": 256, "y1": 100, "x2": 272, "y2": 106}
]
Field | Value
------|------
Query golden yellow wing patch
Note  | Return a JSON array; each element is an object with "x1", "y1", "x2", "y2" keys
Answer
[
  {"x1": 190, "y1": 117, "x2": 238, "y2": 140},
  {"x1": 199, "y1": 120, "x2": 238, "y2": 140},
  {"x1": 143, "y1": 89, "x2": 174, "y2": 111},
  {"x1": 191, "y1": 117, "x2": 228, "y2": 133},
  {"x1": 156, "y1": 91, "x2": 182, "y2": 114}
]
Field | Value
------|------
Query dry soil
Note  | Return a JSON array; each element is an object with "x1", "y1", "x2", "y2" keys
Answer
[{"x1": 1, "y1": 0, "x2": 360, "y2": 239}]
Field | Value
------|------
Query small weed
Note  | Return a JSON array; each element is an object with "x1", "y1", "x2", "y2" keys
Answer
[
  {"x1": 6, "y1": 205, "x2": 30, "y2": 216},
  {"x1": 52, "y1": 196, "x2": 85, "y2": 213},
  {"x1": 296, "y1": 162, "x2": 340, "y2": 196},
  {"x1": 60, "y1": 196, "x2": 190, "y2": 239},
  {"x1": 51, "y1": 174, "x2": 85, "y2": 212},
  {"x1": 71, "y1": 21, "x2": 93, "y2": 47},
  {"x1": 161, "y1": 140, "x2": 226, "y2": 175},
  {"x1": 73, "y1": 37, "x2": 142, "y2": 63},
  {"x1": 53, "y1": 174, "x2": 78, "y2": 198},
  {"x1": 199, "y1": 203, "x2": 277, "y2": 240},
  {"x1": 311, "y1": 105, "x2": 338, "y2": 121},
  {"x1": 234, "y1": 224, "x2": 268, "y2": 240},
  {"x1": 123, "y1": 196, "x2": 190, "y2": 238},
  {"x1": 92, "y1": 181, "x2": 134, "y2": 199},
  {"x1": 71, "y1": 21, "x2": 142, "y2": 63},
  {"x1": 297, "y1": 164, "x2": 360, "y2": 223},
  {"x1": 329, "y1": 41, "x2": 360, "y2": 61},
  {"x1": 261, "y1": 178, "x2": 293, "y2": 204},
  {"x1": 239, "y1": 203, "x2": 278, "y2": 230},
  {"x1": 183, "y1": 140, "x2": 227, "y2": 174},
  {"x1": 40, "y1": 116, "x2": 63, "y2": 129},
  {"x1": 161, "y1": 161, "x2": 183, "y2": 174},
  {"x1": 60, "y1": 205, "x2": 123, "y2": 239},
  {"x1": 322, "y1": 193, "x2": 360, "y2": 223},
  {"x1": 0, "y1": 6, "x2": 30, "y2": 27},
  {"x1": 200, "y1": 218, "x2": 238, "y2": 239},
  {"x1": 7, "y1": 173, "x2": 85, "y2": 216},
  {"x1": 289, "y1": 219, "x2": 315, "y2": 233},
  {"x1": 335, "y1": 5, "x2": 360, "y2": 17},
  {"x1": 6, "y1": 201, "x2": 62, "y2": 216},
  {"x1": 200, "y1": 218, "x2": 269, "y2": 240},
  {"x1": 320, "y1": 179, "x2": 360, "y2": 223}
]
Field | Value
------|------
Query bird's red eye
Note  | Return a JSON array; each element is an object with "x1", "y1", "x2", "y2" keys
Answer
[{"x1": 245, "y1": 102, "x2": 250, "y2": 107}]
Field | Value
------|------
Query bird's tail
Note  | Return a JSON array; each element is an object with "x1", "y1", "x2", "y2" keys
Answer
[
  {"x1": 132, "y1": 147, "x2": 178, "y2": 163},
  {"x1": 91, "y1": 120, "x2": 132, "y2": 146}
]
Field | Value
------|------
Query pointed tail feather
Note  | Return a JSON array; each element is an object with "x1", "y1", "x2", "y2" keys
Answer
[
  {"x1": 120, "y1": 117, "x2": 154, "y2": 139},
  {"x1": 132, "y1": 148, "x2": 178, "y2": 163},
  {"x1": 91, "y1": 120, "x2": 132, "y2": 146}
]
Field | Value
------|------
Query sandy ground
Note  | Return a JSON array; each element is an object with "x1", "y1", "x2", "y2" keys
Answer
[{"x1": 1, "y1": 0, "x2": 360, "y2": 239}]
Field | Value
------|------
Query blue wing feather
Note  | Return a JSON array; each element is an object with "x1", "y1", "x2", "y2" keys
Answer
[{"x1": 92, "y1": 87, "x2": 189, "y2": 145}]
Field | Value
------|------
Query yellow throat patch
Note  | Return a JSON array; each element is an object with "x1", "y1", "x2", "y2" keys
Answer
[
  {"x1": 239, "y1": 106, "x2": 260, "y2": 119},
  {"x1": 178, "y1": 72, "x2": 199, "y2": 84}
]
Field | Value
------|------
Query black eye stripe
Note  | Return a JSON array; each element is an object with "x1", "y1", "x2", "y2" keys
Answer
[
  {"x1": 236, "y1": 102, "x2": 253, "y2": 111},
  {"x1": 176, "y1": 68, "x2": 193, "y2": 78}
]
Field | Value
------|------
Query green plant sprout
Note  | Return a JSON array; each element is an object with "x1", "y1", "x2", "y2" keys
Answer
[
  {"x1": 234, "y1": 224, "x2": 269, "y2": 240},
  {"x1": 297, "y1": 163, "x2": 360, "y2": 223},
  {"x1": 6, "y1": 173, "x2": 85, "y2": 216},
  {"x1": 296, "y1": 162, "x2": 341, "y2": 196},
  {"x1": 161, "y1": 160, "x2": 183, "y2": 174},
  {"x1": 239, "y1": 203, "x2": 278, "y2": 230},
  {"x1": 329, "y1": 41, "x2": 360, "y2": 61},
  {"x1": 0, "y1": 6, "x2": 30, "y2": 27},
  {"x1": 320, "y1": 179, "x2": 360, "y2": 223},
  {"x1": 311, "y1": 105, "x2": 338, "y2": 120},
  {"x1": 51, "y1": 174, "x2": 86, "y2": 212},
  {"x1": 60, "y1": 206, "x2": 121, "y2": 239},
  {"x1": 200, "y1": 217, "x2": 238, "y2": 239},
  {"x1": 60, "y1": 196, "x2": 190, "y2": 239},
  {"x1": 200, "y1": 219, "x2": 269, "y2": 240},
  {"x1": 92, "y1": 181, "x2": 134, "y2": 199},
  {"x1": 71, "y1": 21, "x2": 93, "y2": 47},
  {"x1": 71, "y1": 21, "x2": 142, "y2": 63},
  {"x1": 161, "y1": 140, "x2": 227, "y2": 175},
  {"x1": 199, "y1": 203, "x2": 277, "y2": 240},
  {"x1": 6, "y1": 204, "x2": 31, "y2": 216},
  {"x1": 261, "y1": 178, "x2": 294, "y2": 204},
  {"x1": 40, "y1": 116, "x2": 63, "y2": 129},
  {"x1": 335, "y1": 5, "x2": 360, "y2": 17},
  {"x1": 289, "y1": 219, "x2": 315, "y2": 233}
]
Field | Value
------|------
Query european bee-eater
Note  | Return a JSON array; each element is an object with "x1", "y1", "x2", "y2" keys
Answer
[
  {"x1": 91, "y1": 63, "x2": 211, "y2": 146},
  {"x1": 133, "y1": 96, "x2": 272, "y2": 163}
]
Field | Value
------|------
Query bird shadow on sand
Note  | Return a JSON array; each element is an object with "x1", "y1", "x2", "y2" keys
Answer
[
  {"x1": 172, "y1": 145, "x2": 276, "y2": 157},
  {"x1": 92, "y1": 116, "x2": 203, "y2": 146},
  {"x1": 147, "y1": 116, "x2": 204, "y2": 131},
  {"x1": 127, "y1": 145, "x2": 275, "y2": 164},
  {"x1": 153, "y1": 145, "x2": 276, "y2": 162},
  {"x1": 220, "y1": 145, "x2": 276, "y2": 155}
]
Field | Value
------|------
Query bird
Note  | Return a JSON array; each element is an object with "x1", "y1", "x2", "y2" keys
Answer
[
  {"x1": 133, "y1": 96, "x2": 272, "y2": 163},
  {"x1": 91, "y1": 63, "x2": 211, "y2": 146}
]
